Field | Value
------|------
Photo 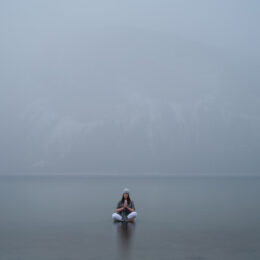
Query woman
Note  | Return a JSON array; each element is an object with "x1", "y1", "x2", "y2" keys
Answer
[{"x1": 112, "y1": 188, "x2": 137, "y2": 222}]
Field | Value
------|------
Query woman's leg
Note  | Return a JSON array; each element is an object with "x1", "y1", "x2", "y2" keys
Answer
[
  {"x1": 127, "y1": 211, "x2": 137, "y2": 222},
  {"x1": 112, "y1": 213, "x2": 122, "y2": 221}
]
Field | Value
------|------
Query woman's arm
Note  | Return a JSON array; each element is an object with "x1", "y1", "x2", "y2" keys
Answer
[
  {"x1": 126, "y1": 207, "x2": 135, "y2": 212},
  {"x1": 116, "y1": 207, "x2": 124, "y2": 213},
  {"x1": 127, "y1": 201, "x2": 135, "y2": 212}
]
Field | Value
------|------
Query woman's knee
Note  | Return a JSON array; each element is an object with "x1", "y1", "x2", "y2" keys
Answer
[
  {"x1": 112, "y1": 213, "x2": 122, "y2": 220},
  {"x1": 128, "y1": 211, "x2": 137, "y2": 218}
]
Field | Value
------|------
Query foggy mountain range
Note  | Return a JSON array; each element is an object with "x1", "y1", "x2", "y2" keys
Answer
[{"x1": 1, "y1": 28, "x2": 259, "y2": 175}]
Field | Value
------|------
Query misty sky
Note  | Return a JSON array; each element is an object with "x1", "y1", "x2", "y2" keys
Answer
[{"x1": 0, "y1": 0, "x2": 259, "y2": 175}]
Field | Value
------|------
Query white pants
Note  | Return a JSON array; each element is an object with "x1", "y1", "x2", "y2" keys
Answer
[{"x1": 112, "y1": 211, "x2": 137, "y2": 221}]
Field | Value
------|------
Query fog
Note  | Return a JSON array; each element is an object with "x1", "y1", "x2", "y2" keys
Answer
[{"x1": 0, "y1": 0, "x2": 259, "y2": 175}]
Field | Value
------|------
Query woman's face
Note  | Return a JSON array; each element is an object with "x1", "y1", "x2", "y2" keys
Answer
[{"x1": 123, "y1": 193, "x2": 129, "y2": 199}]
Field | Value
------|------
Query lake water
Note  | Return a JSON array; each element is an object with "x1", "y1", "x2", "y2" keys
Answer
[{"x1": 0, "y1": 176, "x2": 259, "y2": 260}]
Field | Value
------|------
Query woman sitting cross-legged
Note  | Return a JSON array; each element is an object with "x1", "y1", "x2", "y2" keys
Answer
[{"x1": 112, "y1": 188, "x2": 137, "y2": 223}]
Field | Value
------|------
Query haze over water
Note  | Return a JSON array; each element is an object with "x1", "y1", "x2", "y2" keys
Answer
[{"x1": 1, "y1": 0, "x2": 260, "y2": 175}]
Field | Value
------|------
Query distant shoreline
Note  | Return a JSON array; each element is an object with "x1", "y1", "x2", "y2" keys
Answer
[{"x1": 0, "y1": 174, "x2": 259, "y2": 178}]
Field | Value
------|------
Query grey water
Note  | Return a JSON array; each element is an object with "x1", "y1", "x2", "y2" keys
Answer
[{"x1": 0, "y1": 176, "x2": 259, "y2": 260}]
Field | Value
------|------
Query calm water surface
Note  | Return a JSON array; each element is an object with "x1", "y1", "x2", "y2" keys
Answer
[{"x1": 0, "y1": 176, "x2": 259, "y2": 260}]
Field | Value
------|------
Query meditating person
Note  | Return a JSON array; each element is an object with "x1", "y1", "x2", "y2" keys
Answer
[{"x1": 112, "y1": 188, "x2": 137, "y2": 223}]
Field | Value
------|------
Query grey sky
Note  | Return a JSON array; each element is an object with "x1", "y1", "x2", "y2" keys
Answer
[{"x1": 0, "y1": 0, "x2": 259, "y2": 175}]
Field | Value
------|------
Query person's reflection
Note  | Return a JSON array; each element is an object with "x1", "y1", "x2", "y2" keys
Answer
[{"x1": 114, "y1": 221, "x2": 136, "y2": 257}]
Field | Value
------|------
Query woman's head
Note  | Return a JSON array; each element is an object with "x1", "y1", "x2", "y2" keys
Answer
[{"x1": 121, "y1": 188, "x2": 131, "y2": 203}]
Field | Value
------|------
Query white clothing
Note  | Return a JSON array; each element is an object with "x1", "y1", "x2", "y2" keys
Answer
[{"x1": 112, "y1": 211, "x2": 137, "y2": 221}]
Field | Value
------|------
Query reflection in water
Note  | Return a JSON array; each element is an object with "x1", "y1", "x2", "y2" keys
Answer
[{"x1": 114, "y1": 221, "x2": 136, "y2": 259}]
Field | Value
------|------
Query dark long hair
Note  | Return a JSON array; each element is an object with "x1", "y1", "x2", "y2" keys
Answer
[{"x1": 120, "y1": 193, "x2": 131, "y2": 204}]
